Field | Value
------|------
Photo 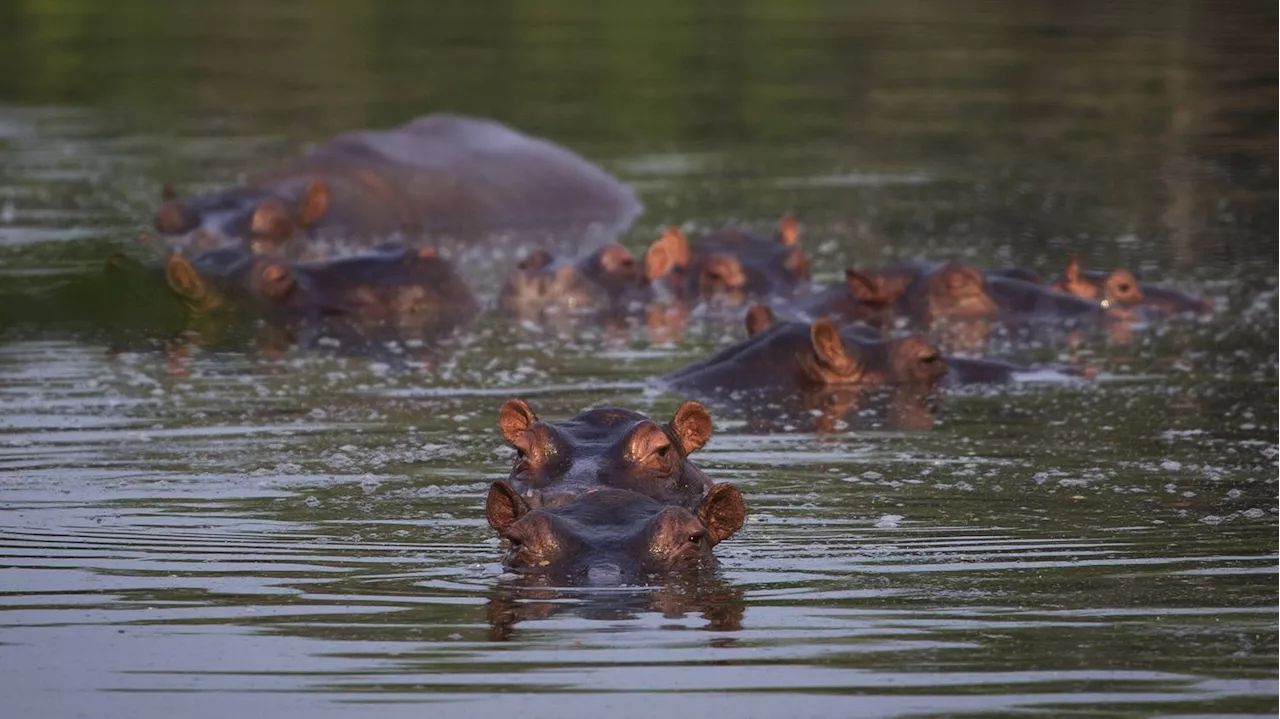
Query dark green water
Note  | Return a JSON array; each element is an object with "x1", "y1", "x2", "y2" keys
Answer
[{"x1": 0, "y1": 1, "x2": 1276, "y2": 717}]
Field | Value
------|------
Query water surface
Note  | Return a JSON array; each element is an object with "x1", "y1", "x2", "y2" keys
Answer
[{"x1": 0, "y1": 1, "x2": 1276, "y2": 717}]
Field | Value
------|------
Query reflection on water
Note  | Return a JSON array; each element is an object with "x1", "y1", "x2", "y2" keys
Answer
[{"x1": 0, "y1": 0, "x2": 1276, "y2": 717}]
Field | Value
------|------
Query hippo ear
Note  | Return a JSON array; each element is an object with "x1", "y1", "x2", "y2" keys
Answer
[
  {"x1": 697, "y1": 483, "x2": 746, "y2": 546},
  {"x1": 744, "y1": 304, "x2": 775, "y2": 338},
  {"x1": 644, "y1": 237, "x2": 674, "y2": 282},
  {"x1": 845, "y1": 269, "x2": 884, "y2": 302},
  {"x1": 810, "y1": 319, "x2": 856, "y2": 374},
  {"x1": 164, "y1": 255, "x2": 205, "y2": 300},
  {"x1": 660, "y1": 226, "x2": 691, "y2": 268},
  {"x1": 155, "y1": 201, "x2": 194, "y2": 235},
  {"x1": 251, "y1": 198, "x2": 295, "y2": 239},
  {"x1": 669, "y1": 400, "x2": 713, "y2": 454},
  {"x1": 486, "y1": 481, "x2": 530, "y2": 533},
  {"x1": 777, "y1": 214, "x2": 800, "y2": 247},
  {"x1": 498, "y1": 398, "x2": 538, "y2": 446},
  {"x1": 1064, "y1": 256, "x2": 1081, "y2": 283},
  {"x1": 161, "y1": 184, "x2": 178, "y2": 202},
  {"x1": 298, "y1": 179, "x2": 330, "y2": 228}
]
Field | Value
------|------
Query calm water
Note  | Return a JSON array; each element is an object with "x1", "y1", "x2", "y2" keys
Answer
[{"x1": 0, "y1": 1, "x2": 1276, "y2": 717}]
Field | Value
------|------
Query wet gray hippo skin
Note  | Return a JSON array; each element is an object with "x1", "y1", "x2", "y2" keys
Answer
[
  {"x1": 154, "y1": 114, "x2": 643, "y2": 255},
  {"x1": 485, "y1": 482, "x2": 746, "y2": 586},
  {"x1": 496, "y1": 399, "x2": 716, "y2": 510}
]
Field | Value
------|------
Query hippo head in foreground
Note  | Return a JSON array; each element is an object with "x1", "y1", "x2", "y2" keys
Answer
[
  {"x1": 497, "y1": 399, "x2": 716, "y2": 509},
  {"x1": 486, "y1": 483, "x2": 746, "y2": 585},
  {"x1": 152, "y1": 180, "x2": 332, "y2": 254}
]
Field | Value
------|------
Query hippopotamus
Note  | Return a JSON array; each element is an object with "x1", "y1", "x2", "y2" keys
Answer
[
  {"x1": 496, "y1": 399, "x2": 716, "y2": 509},
  {"x1": 782, "y1": 268, "x2": 903, "y2": 329},
  {"x1": 151, "y1": 114, "x2": 642, "y2": 262},
  {"x1": 164, "y1": 244, "x2": 478, "y2": 336},
  {"x1": 663, "y1": 315, "x2": 946, "y2": 396},
  {"x1": 986, "y1": 275, "x2": 1103, "y2": 325},
  {"x1": 726, "y1": 304, "x2": 1092, "y2": 388},
  {"x1": 485, "y1": 482, "x2": 746, "y2": 585},
  {"x1": 656, "y1": 216, "x2": 811, "y2": 305},
  {"x1": 1051, "y1": 257, "x2": 1213, "y2": 317},
  {"x1": 497, "y1": 235, "x2": 677, "y2": 321}
]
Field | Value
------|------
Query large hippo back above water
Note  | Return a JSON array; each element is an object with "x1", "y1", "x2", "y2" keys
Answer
[{"x1": 154, "y1": 114, "x2": 643, "y2": 263}]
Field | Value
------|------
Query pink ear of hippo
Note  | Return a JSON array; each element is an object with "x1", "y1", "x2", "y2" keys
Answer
[
  {"x1": 486, "y1": 481, "x2": 530, "y2": 533},
  {"x1": 669, "y1": 401, "x2": 713, "y2": 454},
  {"x1": 644, "y1": 236, "x2": 676, "y2": 282},
  {"x1": 697, "y1": 483, "x2": 746, "y2": 546},
  {"x1": 777, "y1": 214, "x2": 800, "y2": 246},
  {"x1": 809, "y1": 319, "x2": 856, "y2": 375},
  {"x1": 499, "y1": 398, "x2": 538, "y2": 445},
  {"x1": 298, "y1": 179, "x2": 330, "y2": 228}
]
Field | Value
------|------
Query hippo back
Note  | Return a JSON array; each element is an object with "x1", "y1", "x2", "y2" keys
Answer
[{"x1": 261, "y1": 114, "x2": 642, "y2": 241}]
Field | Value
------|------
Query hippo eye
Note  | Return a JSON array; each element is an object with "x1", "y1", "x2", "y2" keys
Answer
[
  {"x1": 687, "y1": 530, "x2": 706, "y2": 545},
  {"x1": 656, "y1": 444, "x2": 670, "y2": 458},
  {"x1": 920, "y1": 353, "x2": 940, "y2": 365},
  {"x1": 1117, "y1": 283, "x2": 1131, "y2": 292}
]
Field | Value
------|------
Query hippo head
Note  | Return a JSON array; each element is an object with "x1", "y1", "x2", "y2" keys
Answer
[
  {"x1": 497, "y1": 399, "x2": 716, "y2": 509},
  {"x1": 842, "y1": 268, "x2": 911, "y2": 328},
  {"x1": 498, "y1": 249, "x2": 615, "y2": 318},
  {"x1": 1054, "y1": 257, "x2": 1144, "y2": 313},
  {"x1": 921, "y1": 261, "x2": 1000, "y2": 323},
  {"x1": 887, "y1": 334, "x2": 948, "y2": 385},
  {"x1": 486, "y1": 483, "x2": 746, "y2": 585},
  {"x1": 686, "y1": 215, "x2": 811, "y2": 303},
  {"x1": 153, "y1": 180, "x2": 331, "y2": 253}
]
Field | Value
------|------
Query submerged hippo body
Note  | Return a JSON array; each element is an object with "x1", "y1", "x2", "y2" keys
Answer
[
  {"x1": 485, "y1": 482, "x2": 746, "y2": 585},
  {"x1": 986, "y1": 276, "x2": 1103, "y2": 325},
  {"x1": 496, "y1": 399, "x2": 716, "y2": 509},
  {"x1": 153, "y1": 114, "x2": 643, "y2": 263}
]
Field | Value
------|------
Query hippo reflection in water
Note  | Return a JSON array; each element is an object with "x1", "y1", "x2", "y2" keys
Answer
[
  {"x1": 151, "y1": 114, "x2": 643, "y2": 263},
  {"x1": 486, "y1": 482, "x2": 746, "y2": 586},
  {"x1": 485, "y1": 575, "x2": 746, "y2": 640},
  {"x1": 496, "y1": 399, "x2": 715, "y2": 509}
]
